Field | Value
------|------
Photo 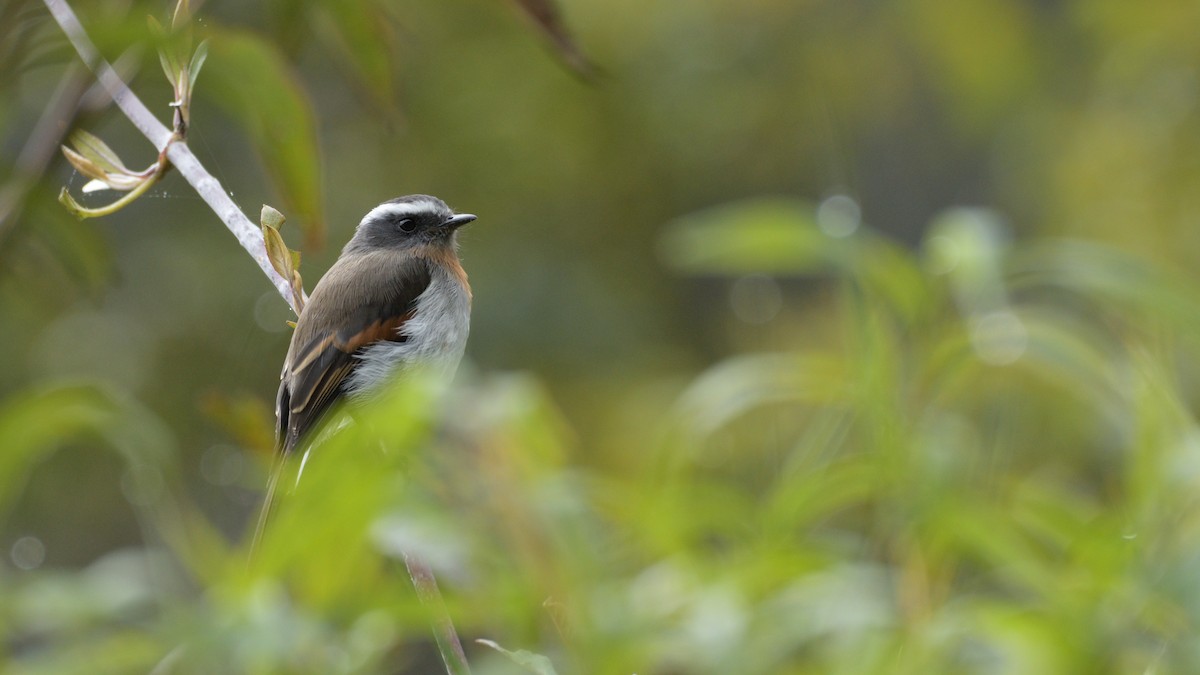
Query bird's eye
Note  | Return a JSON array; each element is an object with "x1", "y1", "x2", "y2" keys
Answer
[{"x1": 398, "y1": 218, "x2": 417, "y2": 233}]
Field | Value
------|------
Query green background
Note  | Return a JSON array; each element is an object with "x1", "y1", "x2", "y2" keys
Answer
[{"x1": 2, "y1": 0, "x2": 1200, "y2": 672}]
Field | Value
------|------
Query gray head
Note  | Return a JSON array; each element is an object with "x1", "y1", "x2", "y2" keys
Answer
[{"x1": 344, "y1": 194, "x2": 476, "y2": 254}]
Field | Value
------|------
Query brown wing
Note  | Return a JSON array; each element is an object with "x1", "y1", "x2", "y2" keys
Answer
[{"x1": 276, "y1": 252, "x2": 432, "y2": 454}]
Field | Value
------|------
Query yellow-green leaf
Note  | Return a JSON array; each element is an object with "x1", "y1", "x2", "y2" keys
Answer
[
  {"x1": 188, "y1": 39, "x2": 209, "y2": 91},
  {"x1": 260, "y1": 204, "x2": 286, "y2": 231},
  {"x1": 70, "y1": 130, "x2": 132, "y2": 175},
  {"x1": 59, "y1": 187, "x2": 92, "y2": 219},
  {"x1": 262, "y1": 222, "x2": 293, "y2": 280}
]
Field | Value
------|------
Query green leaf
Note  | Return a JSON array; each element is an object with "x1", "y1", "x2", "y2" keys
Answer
[
  {"x1": 0, "y1": 384, "x2": 174, "y2": 525},
  {"x1": 188, "y1": 38, "x2": 208, "y2": 91},
  {"x1": 171, "y1": 0, "x2": 192, "y2": 33},
  {"x1": 674, "y1": 352, "x2": 850, "y2": 439},
  {"x1": 0, "y1": 385, "x2": 113, "y2": 518},
  {"x1": 260, "y1": 203, "x2": 286, "y2": 231},
  {"x1": 58, "y1": 186, "x2": 92, "y2": 219},
  {"x1": 476, "y1": 639, "x2": 559, "y2": 675},
  {"x1": 147, "y1": 16, "x2": 182, "y2": 89},
  {"x1": 660, "y1": 198, "x2": 827, "y2": 275},
  {"x1": 203, "y1": 30, "x2": 325, "y2": 249},
  {"x1": 69, "y1": 130, "x2": 132, "y2": 175}
]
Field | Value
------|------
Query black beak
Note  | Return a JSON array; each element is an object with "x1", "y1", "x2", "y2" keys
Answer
[{"x1": 443, "y1": 213, "x2": 477, "y2": 229}]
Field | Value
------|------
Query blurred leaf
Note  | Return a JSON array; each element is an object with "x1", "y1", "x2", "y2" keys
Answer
[
  {"x1": 505, "y1": 0, "x2": 594, "y2": 78},
  {"x1": 311, "y1": 1, "x2": 398, "y2": 115},
  {"x1": 371, "y1": 513, "x2": 471, "y2": 581},
  {"x1": 147, "y1": 15, "x2": 181, "y2": 89},
  {"x1": 27, "y1": 192, "x2": 113, "y2": 289},
  {"x1": 170, "y1": 0, "x2": 193, "y2": 33},
  {"x1": 673, "y1": 352, "x2": 849, "y2": 440},
  {"x1": 0, "y1": 385, "x2": 113, "y2": 519},
  {"x1": 200, "y1": 390, "x2": 276, "y2": 455},
  {"x1": 203, "y1": 30, "x2": 325, "y2": 249},
  {"x1": 1010, "y1": 239, "x2": 1200, "y2": 338},
  {"x1": 477, "y1": 638, "x2": 559, "y2": 675},
  {"x1": 924, "y1": 207, "x2": 1011, "y2": 316},
  {"x1": 661, "y1": 198, "x2": 826, "y2": 275},
  {"x1": 0, "y1": 382, "x2": 176, "y2": 528},
  {"x1": 252, "y1": 374, "x2": 441, "y2": 583},
  {"x1": 665, "y1": 198, "x2": 935, "y2": 321}
]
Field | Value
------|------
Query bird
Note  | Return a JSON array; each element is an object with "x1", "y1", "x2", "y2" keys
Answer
[{"x1": 252, "y1": 194, "x2": 477, "y2": 551}]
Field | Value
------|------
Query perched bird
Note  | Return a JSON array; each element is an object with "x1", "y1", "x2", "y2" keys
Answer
[{"x1": 254, "y1": 194, "x2": 477, "y2": 548}]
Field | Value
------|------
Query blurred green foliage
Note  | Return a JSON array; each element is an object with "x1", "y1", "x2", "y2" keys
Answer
[{"x1": 2, "y1": 0, "x2": 1200, "y2": 672}]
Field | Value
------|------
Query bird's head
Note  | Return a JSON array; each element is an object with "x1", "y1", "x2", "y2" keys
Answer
[{"x1": 344, "y1": 194, "x2": 476, "y2": 254}]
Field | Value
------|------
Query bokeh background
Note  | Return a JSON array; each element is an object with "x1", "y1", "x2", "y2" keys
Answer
[{"x1": 3, "y1": 0, "x2": 1200, "y2": 672}]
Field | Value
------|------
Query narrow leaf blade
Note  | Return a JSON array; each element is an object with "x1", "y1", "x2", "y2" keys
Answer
[
  {"x1": 262, "y1": 223, "x2": 294, "y2": 280},
  {"x1": 188, "y1": 39, "x2": 209, "y2": 90},
  {"x1": 70, "y1": 129, "x2": 132, "y2": 174}
]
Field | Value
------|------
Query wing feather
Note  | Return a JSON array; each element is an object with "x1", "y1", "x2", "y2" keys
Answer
[{"x1": 275, "y1": 252, "x2": 431, "y2": 454}]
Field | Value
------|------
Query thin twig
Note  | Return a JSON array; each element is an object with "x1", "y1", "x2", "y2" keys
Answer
[
  {"x1": 41, "y1": 0, "x2": 300, "y2": 314},
  {"x1": 404, "y1": 553, "x2": 473, "y2": 675}
]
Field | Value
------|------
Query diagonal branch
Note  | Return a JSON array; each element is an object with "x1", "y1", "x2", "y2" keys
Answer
[{"x1": 42, "y1": 0, "x2": 300, "y2": 314}]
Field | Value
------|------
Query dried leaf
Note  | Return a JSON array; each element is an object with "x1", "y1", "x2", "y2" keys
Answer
[
  {"x1": 290, "y1": 270, "x2": 306, "y2": 313},
  {"x1": 262, "y1": 223, "x2": 293, "y2": 280},
  {"x1": 61, "y1": 146, "x2": 109, "y2": 182}
]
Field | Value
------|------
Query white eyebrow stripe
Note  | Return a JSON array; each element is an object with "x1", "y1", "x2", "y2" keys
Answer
[{"x1": 359, "y1": 199, "x2": 442, "y2": 227}]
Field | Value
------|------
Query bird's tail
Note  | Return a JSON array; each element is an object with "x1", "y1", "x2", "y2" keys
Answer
[{"x1": 249, "y1": 452, "x2": 287, "y2": 562}]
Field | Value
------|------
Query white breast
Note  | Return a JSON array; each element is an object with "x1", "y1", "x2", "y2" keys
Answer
[{"x1": 344, "y1": 265, "x2": 471, "y2": 398}]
